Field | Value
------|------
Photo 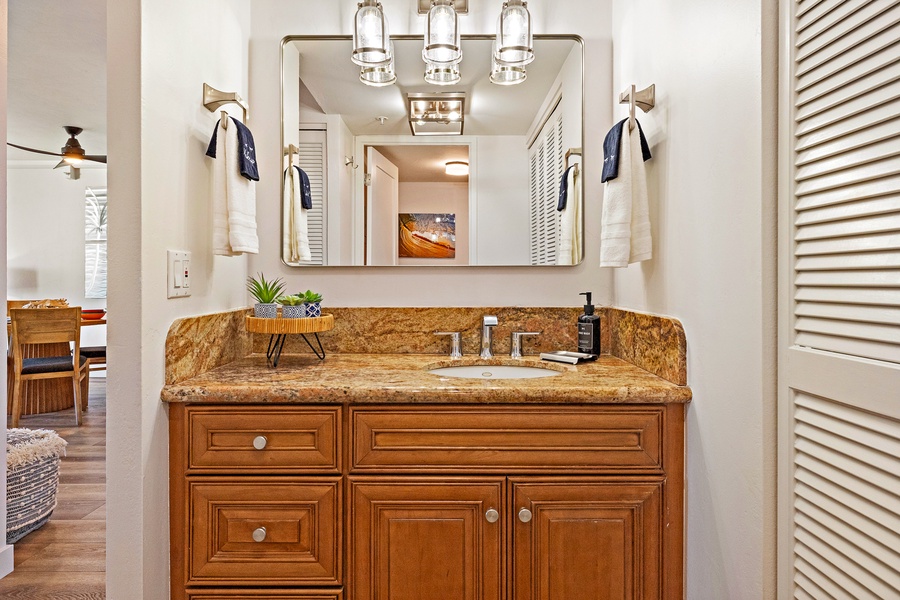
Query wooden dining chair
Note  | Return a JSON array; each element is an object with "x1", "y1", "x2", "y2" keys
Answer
[{"x1": 8, "y1": 307, "x2": 89, "y2": 427}]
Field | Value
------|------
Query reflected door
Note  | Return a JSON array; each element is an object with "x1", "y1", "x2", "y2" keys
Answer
[{"x1": 366, "y1": 147, "x2": 399, "y2": 266}]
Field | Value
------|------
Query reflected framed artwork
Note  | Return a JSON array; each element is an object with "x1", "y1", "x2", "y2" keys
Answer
[{"x1": 399, "y1": 213, "x2": 456, "y2": 259}]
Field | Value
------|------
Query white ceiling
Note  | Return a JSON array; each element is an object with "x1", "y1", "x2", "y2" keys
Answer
[{"x1": 7, "y1": 0, "x2": 108, "y2": 163}]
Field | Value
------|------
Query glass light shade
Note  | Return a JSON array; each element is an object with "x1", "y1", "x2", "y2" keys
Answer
[
  {"x1": 491, "y1": 38, "x2": 527, "y2": 85},
  {"x1": 424, "y1": 61, "x2": 461, "y2": 85},
  {"x1": 423, "y1": 0, "x2": 461, "y2": 65},
  {"x1": 496, "y1": 0, "x2": 534, "y2": 66},
  {"x1": 360, "y1": 62, "x2": 396, "y2": 87},
  {"x1": 352, "y1": 0, "x2": 391, "y2": 66},
  {"x1": 445, "y1": 161, "x2": 469, "y2": 176}
]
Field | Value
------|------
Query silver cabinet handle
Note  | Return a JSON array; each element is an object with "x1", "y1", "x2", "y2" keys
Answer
[
  {"x1": 485, "y1": 508, "x2": 500, "y2": 523},
  {"x1": 252, "y1": 435, "x2": 268, "y2": 450},
  {"x1": 252, "y1": 526, "x2": 267, "y2": 542},
  {"x1": 518, "y1": 507, "x2": 533, "y2": 523}
]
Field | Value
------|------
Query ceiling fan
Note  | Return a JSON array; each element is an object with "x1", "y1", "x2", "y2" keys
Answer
[{"x1": 7, "y1": 126, "x2": 107, "y2": 180}]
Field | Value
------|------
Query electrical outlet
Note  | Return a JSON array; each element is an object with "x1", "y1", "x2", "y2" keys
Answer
[{"x1": 167, "y1": 250, "x2": 191, "y2": 298}]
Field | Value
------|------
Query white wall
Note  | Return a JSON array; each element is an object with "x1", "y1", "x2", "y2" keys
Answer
[
  {"x1": 6, "y1": 165, "x2": 107, "y2": 347},
  {"x1": 107, "y1": 1, "x2": 252, "y2": 598},
  {"x1": 398, "y1": 181, "x2": 468, "y2": 266},
  {"x1": 473, "y1": 135, "x2": 530, "y2": 265},
  {"x1": 610, "y1": 0, "x2": 777, "y2": 597},
  {"x1": 248, "y1": 0, "x2": 613, "y2": 305},
  {"x1": 0, "y1": 0, "x2": 12, "y2": 579}
]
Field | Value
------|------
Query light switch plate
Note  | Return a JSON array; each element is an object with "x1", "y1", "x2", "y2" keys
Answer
[{"x1": 167, "y1": 250, "x2": 191, "y2": 298}]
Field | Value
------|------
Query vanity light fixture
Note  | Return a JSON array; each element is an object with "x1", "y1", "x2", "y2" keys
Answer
[
  {"x1": 407, "y1": 92, "x2": 465, "y2": 136},
  {"x1": 423, "y1": 0, "x2": 462, "y2": 66},
  {"x1": 490, "y1": 39, "x2": 527, "y2": 85},
  {"x1": 496, "y1": 0, "x2": 534, "y2": 66},
  {"x1": 424, "y1": 60, "x2": 461, "y2": 85},
  {"x1": 359, "y1": 41, "x2": 397, "y2": 86},
  {"x1": 352, "y1": 0, "x2": 391, "y2": 66},
  {"x1": 445, "y1": 160, "x2": 469, "y2": 176}
]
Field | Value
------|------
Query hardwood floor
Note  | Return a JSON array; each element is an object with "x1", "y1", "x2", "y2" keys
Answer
[{"x1": 1, "y1": 377, "x2": 106, "y2": 599}]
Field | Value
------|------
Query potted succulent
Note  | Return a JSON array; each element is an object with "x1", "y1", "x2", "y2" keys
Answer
[
  {"x1": 246, "y1": 273, "x2": 285, "y2": 318},
  {"x1": 277, "y1": 294, "x2": 306, "y2": 318},
  {"x1": 301, "y1": 290, "x2": 323, "y2": 318}
]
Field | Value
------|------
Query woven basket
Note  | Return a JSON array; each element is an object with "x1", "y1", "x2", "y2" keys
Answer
[{"x1": 6, "y1": 428, "x2": 67, "y2": 543}]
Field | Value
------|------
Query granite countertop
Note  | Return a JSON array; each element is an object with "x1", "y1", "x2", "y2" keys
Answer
[{"x1": 160, "y1": 353, "x2": 692, "y2": 405}]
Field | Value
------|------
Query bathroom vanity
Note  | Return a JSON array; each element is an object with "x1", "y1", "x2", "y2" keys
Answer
[{"x1": 162, "y1": 308, "x2": 691, "y2": 600}]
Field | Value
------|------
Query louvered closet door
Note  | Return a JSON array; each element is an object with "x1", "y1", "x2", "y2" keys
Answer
[
  {"x1": 529, "y1": 106, "x2": 564, "y2": 265},
  {"x1": 294, "y1": 128, "x2": 327, "y2": 265},
  {"x1": 779, "y1": 0, "x2": 900, "y2": 598}
]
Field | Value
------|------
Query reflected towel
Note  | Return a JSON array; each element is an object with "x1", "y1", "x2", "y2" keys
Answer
[
  {"x1": 209, "y1": 117, "x2": 259, "y2": 255},
  {"x1": 283, "y1": 166, "x2": 311, "y2": 262},
  {"x1": 556, "y1": 165, "x2": 582, "y2": 265},
  {"x1": 599, "y1": 120, "x2": 651, "y2": 267}
]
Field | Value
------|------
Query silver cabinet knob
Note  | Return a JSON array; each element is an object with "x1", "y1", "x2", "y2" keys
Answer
[
  {"x1": 252, "y1": 435, "x2": 268, "y2": 450},
  {"x1": 485, "y1": 508, "x2": 500, "y2": 523},
  {"x1": 518, "y1": 507, "x2": 533, "y2": 523},
  {"x1": 252, "y1": 526, "x2": 267, "y2": 542}
]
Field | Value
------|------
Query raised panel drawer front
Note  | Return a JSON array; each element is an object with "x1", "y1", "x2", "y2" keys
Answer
[
  {"x1": 186, "y1": 591, "x2": 341, "y2": 599},
  {"x1": 350, "y1": 477, "x2": 504, "y2": 600},
  {"x1": 351, "y1": 406, "x2": 664, "y2": 472},
  {"x1": 511, "y1": 479, "x2": 664, "y2": 600},
  {"x1": 187, "y1": 477, "x2": 341, "y2": 586},
  {"x1": 187, "y1": 406, "x2": 340, "y2": 473}
]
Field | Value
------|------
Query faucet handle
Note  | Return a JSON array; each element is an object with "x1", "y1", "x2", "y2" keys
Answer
[
  {"x1": 434, "y1": 332, "x2": 463, "y2": 359},
  {"x1": 483, "y1": 315, "x2": 498, "y2": 327},
  {"x1": 510, "y1": 331, "x2": 540, "y2": 359}
]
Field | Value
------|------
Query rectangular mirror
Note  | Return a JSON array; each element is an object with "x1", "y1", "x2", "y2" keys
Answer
[{"x1": 282, "y1": 35, "x2": 584, "y2": 267}]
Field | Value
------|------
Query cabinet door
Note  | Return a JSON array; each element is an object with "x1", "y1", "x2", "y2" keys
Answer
[
  {"x1": 511, "y1": 479, "x2": 664, "y2": 600},
  {"x1": 350, "y1": 477, "x2": 504, "y2": 600}
]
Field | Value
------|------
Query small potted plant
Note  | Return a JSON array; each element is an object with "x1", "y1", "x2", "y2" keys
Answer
[
  {"x1": 247, "y1": 273, "x2": 285, "y2": 318},
  {"x1": 277, "y1": 294, "x2": 306, "y2": 318},
  {"x1": 301, "y1": 290, "x2": 323, "y2": 318}
]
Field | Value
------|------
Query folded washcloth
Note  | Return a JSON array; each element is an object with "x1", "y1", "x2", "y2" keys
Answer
[
  {"x1": 206, "y1": 116, "x2": 259, "y2": 181},
  {"x1": 283, "y1": 166, "x2": 311, "y2": 262},
  {"x1": 599, "y1": 119, "x2": 651, "y2": 267},
  {"x1": 557, "y1": 165, "x2": 576, "y2": 212},
  {"x1": 556, "y1": 165, "x2": 583, "y2": 265},
  {"x1": 208, "y1": 117, "x2": 259, "y2": 255},
  {"x1": 601, "y1": 118, "x2": 651, "y2": 183}
]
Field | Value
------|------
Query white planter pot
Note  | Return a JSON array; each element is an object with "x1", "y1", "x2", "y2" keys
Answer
[
  {"x1": 254, "y1": 303, "x2": 278, "y2": 318},
  {"x1": 281, "y1": 304, "x2": 305, "y2": 318}
]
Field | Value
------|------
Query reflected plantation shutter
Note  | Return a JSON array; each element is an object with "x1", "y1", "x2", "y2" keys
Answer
[
  {"x1": 529, "y1": 107, "x2": 563, "y2": 265},
  {"x1": 792, "y1": 0, "x2": 900, "y2": 363},
  {"x1": 780, "y1": 0, "x2": 900, "y2": 597},
  {"x1": 296, "y1": 128, "x2": 327, "y2": 265}
]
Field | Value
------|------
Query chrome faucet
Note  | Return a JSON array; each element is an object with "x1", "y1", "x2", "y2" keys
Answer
[{"x1": 480, "y1": 315, "x2": 498, "y2": 359}]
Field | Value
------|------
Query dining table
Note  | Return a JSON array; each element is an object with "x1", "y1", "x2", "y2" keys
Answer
[{"x1": 6, "y1": 314, "x2": 106, "y2": 417}]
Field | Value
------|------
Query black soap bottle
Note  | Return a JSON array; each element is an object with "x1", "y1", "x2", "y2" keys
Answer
[{"x1": 577, "y1": 292, "x2": 601, "y2": 355}]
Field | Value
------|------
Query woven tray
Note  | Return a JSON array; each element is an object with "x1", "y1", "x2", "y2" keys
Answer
[{"x1": 246, "y1": 314, "x2": 334, "y2": 335}]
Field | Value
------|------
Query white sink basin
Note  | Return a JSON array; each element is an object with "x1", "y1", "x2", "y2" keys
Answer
[{"x1": 428, "y1": 365, "x2": 562, "y2": 379}]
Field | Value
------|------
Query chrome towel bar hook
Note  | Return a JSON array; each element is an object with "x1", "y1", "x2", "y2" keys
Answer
[{"x1": 618, "y1": 83, "x2": 656, "y2": 131}]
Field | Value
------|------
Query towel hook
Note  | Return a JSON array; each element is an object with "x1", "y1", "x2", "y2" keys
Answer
[
  {"x1": 203, "y1": 83, "x2": 249, "y2": 129},
  {"x1": 618, "y1": 83, "x2": 655, "y2": 131},
  {"x1": 565, "y1": 147, "x2": 582, "y2": 176},
  {"x1": 285, "y1": 144, "x2": 299, "y2": 166}
]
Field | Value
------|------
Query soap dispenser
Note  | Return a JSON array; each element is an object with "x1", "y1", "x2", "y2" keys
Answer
[{"x1": 577, "y1": 292, "x2": 601, "y2": 355}]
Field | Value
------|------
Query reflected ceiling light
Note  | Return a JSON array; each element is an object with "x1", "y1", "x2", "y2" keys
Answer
[
  {"x1": 407, "y1": 92, "x2": 466, "y2": 135},
  {"x1": 445, "y1": 160, "x2": 469, "y2": 176},
  {"x1": 490, "y1": 39, "x2": 527, "y2": 85},
  {"x1": 423, "y1": 0, "x2": 461, "y2": 66},
  {"x1": 424, "y1": 61, "x2": 461, "y2": 85},
  {"x1": 352, "y1": 0, "x2": 391, "y2": 66},
  {"x1": 360, "y1": 41, "x2": 397, "y2": 86},
  {"x1": 496, "y1": 0, "x2": 534, "y2": 66}
]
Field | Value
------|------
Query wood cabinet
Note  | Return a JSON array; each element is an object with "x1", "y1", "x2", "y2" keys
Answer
[{"x1": 170, "y1": 403, "x2": 685, "y2": 600}]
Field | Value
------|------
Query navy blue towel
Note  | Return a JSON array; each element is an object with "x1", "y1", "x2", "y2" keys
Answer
[
  {"x1": 206, "y1": 116, "x2": 260, "y2": 181},
  {"x1": 292, "y1": 166, "x2": 313, "y2": 209},
  {"x1": 601, "y1": 118, "x2": 652, "y2": 183},
  {"x1": 557, "y1": 165, "x2": 576, "y2": 212}
]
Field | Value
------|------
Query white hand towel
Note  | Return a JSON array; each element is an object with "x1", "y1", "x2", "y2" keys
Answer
[
  {"x1": 600, "y1": 122, "x2": 651, "y2": 267},
  {"x1": 556, "y1": 166, "x2": 583, "y2": 265},
  {"x1": 211, "y1": 119, "x2": 235, "y2": 256},
  {"x1": 211, "y1": 118, "x2": 259, "y2": 256},
  {"x1": 282, "y1": 166, "x2": 311, "y2": 262}
]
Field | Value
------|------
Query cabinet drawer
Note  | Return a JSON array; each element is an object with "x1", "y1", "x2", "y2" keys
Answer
[
  {"x1": 186, "y1": 591, "x2": 341, "y2": 600},
  {"x1": 186, "y1": 406, "x2": 340, "y2": 473},
  {"x1": 186, "y1": 477, "x2": 341, "y2": 586},
  {"x1": 351, "y1": 406, "x2": 664, "y2": 472}
]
